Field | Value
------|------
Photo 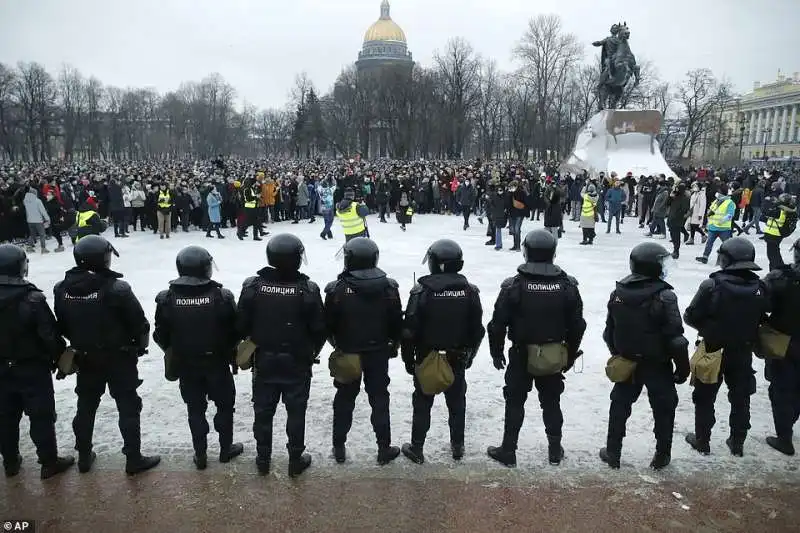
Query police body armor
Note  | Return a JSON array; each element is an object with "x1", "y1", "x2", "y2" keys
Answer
[
  {"x1": 250, "y1": 278, "x2": 310, "y2": 355},
  {"x1": 418, "y1": 281, "x2": 472, "y2": 352},
  {"x1": 769, "y1": 269, "x2": 800, "y2": 337},
  {"x1": 609, "y1": 281, "x2": 670, "y2": 361},
  {"x1": 167, "y1": 285, "x2": 225, "y2": 359},
  {"x1": 0, "y1": 290, "x2": 29, "y2": 364},
  {"x1": 58, "y1": 280, "x2": 127, "y2": 354},
  {"x1": 334, "y1": 280, "x2": 391, "y2": 353},
  {"x1": 511, "y1": 275, "x2": 569, "y2": 346},
  {"x1": 701, "y1": 274, "x2": 766, "y2": 352}
]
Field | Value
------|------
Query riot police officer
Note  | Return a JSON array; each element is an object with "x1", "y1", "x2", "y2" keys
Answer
[
  {"x1": 0, "y1": 244, "x2": 75, "y2": 479},
  {"x1": 153, "y1": 246, "x2": 242, "y2": 470},
  {"x1": 400, "y1": 239, "x2": 485, "y2": 464},
  {"x1": 684, "y1": 237, "x2": 770, "y2": 457},
  {"x1": 237, "y1": 234, "x2": 325, "y2": 477},
  {"x1": 762, "y1": 238, "x2": 800, "y2": 456},
  {"x1": 324, "y1": 237, "x2": 403, "y2": 465},
  {"x1": 486, "y1": 230, "x2": 586, "y2": 467},
  {"x1": 53, "y1": 235, "x2": 159, "y2": 475},
  {"x1": 600, "y1": 242, "x2": 689, "y2": 470}
]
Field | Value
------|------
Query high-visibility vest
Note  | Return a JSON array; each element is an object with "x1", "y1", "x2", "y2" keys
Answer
[
  {"x1": 765, "y1": 209, "x2": 787, "y2": 237},
  {"x1": 75, "y1": 210, "x2": 97, "y2": 242},
  {"x1": 707, "y1": 198, "x2": 733, "y2": 230},
  {"x1": 336, "y1": 202, "x2": 366, "y2": 236},
  {"x1": 581, "y1": 195, "x2": 596, "y2": 217},
  {"x1": 244, "y1": 189, "x2": 257, "y2": 209},
  {"x1": 158, "y1": 191, "x2": 172, "y2": 209}
]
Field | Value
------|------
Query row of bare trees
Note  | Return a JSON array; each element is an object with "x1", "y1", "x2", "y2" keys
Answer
[{"x1": 0, "y1": 14, "x2": 734, "y2": 162}]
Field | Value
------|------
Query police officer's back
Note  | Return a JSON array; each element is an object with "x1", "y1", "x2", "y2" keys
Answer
[
  {"x1": 601, "y1": 242, "x2": 689, "y2": 470},
  {"x1": 684, "y1": 237, "x2": 770, "y2": 457},
  {"x1": 0, "y1": 244, "x2": 75, "y2": 479},
  {"x1": 324, "y1": 237, "x2": 403, "y2": 465},
  {"x1": 762, "y1": 238, "x2": 800, "y2": 456},
  {"x1": 486, "y1": 230, "x2": 586, "y2": 467},
  {"x1": 400, "y1": 239, "x2": 485, "y2": 464},
  {"x1": 237, "y1": 234, "x2": 325, "y2": 477},
  {"x1": 154, "y1": 246, "x2": 242, "y2": 470},
  {"x1": 53, "y1": 235, "x2": 159, "y2": 475}
]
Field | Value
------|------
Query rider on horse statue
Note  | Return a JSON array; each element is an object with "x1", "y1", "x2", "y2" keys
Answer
[
  {"x1": 593, "y1": 22, "x2": 640, "y2": 111},
  {"x1": 593, "y1": 23, "x2": 622, "y2": 84}
]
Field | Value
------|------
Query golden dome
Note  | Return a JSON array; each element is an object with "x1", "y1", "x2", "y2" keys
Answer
[{"x1": 363, "y1": 1, "x2": 406, "y2": 43}]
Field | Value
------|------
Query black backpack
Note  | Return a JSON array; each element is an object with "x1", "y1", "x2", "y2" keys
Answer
[{"x1": 780, "y1": 210, "x2": 797, "y2": 238}]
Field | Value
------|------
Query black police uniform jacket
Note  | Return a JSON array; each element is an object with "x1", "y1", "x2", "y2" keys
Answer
[
  {"x1": 236, "y1": 267, "x2": 325, "y2": 365},
  {"x1": 684, "y1": 270, "x2": 769, "y2": 353},
  {"x1": 324, "y1": 267, "x2": 403, "y2": 354},
  {"x1": 763, "y1": 264, "x2": 800, "y2": 343},
  {"x1": 603, "y1": 274, "x2": 689, "y2": 366},
  {"x1": 153, "y1": 276, "x2": 238, "y2": 369},
  {"x1": 0, "y1": 275, "x2": 66, "y2": 366},
  {"x1": 487, "y1": 262, "x2": 585, "y2": 365},
  {"x1": 53, "y1": 267, "x2": 150, "y2": 354},
  {"x1": 401, "y1": 272, "x2": 485, "y2": 366}
]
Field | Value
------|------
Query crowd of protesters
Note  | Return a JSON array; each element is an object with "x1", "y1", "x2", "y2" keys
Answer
[{"x1": 1, "y1": 157, "x2": 798, "y2": 266}]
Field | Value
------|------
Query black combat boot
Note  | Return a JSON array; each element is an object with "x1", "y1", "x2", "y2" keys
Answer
[
  {"x1": 193, "y1": 452, "x2": 208, "y2": 470},
  {"x1": 487, "y1": 445, "x2": 516, "y2": 467},
  {"x1": 599, "y1": 447, "x2": 620, "y2": 469},
  {"x1": 548, "y1": 435, "x2": 565, "y2": 465},
  {"x1": 401, "y1": 443, "x2": 425, "y2": 464},
  {"x1": 685, "y1": 433, "x2": 711, "y2": 455},
  {"x1": 125, "y1": 454, "x2": 161, "y2": 475},
  {"x1": 219, "y1": 443, "x2": 244, "y2": 464},
  {"x1": 4, "y1": 454, "x2": 22, "y2": 477},
  {"x1": 256, "y1": 446, "x2": 271, "y2": 475},
  {"x1": 77, "y1": 451, "x2": 97, "y2": 473},
  {"x1": 40, "y1": 456, "x2": 75, "y2": 480},
  {"x1": 288, "y1": 453, "x2": 312, "y2": 478},
  {"x1": 766, "y1": 436, "x2": 795, "y2": 456},
  {"x1": 451, "y1": 442, "x2": 464, "y2": 461},
  {"x1": 333, "y1": 445, "x2": 347, "y2": 464},
  {"x1": 377, "y1": 446, "x2": 400, "y2": 465},
  {"x1": 726, "y1": 434, "x2": 745, "y2": 457},
  {"x1": 649, "y1": 450, "x2": 671, "y2": 470}
]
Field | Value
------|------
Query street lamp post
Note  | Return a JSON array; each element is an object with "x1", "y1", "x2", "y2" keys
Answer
[
  {"x1": 739, "y1": 124, "x2": 746, "y2": 161},
  {"x1": 762, "y1": 127, "x2": 772, "y2": 161}
]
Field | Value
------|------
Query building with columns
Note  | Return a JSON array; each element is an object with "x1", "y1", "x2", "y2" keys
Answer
[
  {"x1": 720, "y1": 72, "x2": 800, "y2": 161},
  {"x1": 355, "y1": 1, "x2": 413, "y2": 159}
]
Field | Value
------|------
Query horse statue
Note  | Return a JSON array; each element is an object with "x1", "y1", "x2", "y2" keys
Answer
[{"x1": 593, "y1": 23, "x2": 640, "y2": 111}]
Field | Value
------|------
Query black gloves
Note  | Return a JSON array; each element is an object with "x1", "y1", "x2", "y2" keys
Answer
[
  {"x1": 492, "y1": 353, "x2": 506, "y2": 370},
  {"x1": 673, "y1": 359, "x2": 690, "y2": 384},
  {"x1": 55, "y1": 370, "x2": 67, "y2": 380},
  {"x1": 564, "y1": 350, "x2": 583, "y2": 372}
]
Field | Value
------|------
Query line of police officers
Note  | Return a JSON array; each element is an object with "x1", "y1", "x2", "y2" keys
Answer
[{"x1": 1, "y1": 228, "x2": 799, "y2": 480}]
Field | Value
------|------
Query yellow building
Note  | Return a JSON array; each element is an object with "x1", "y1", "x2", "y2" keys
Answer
[{"x1": 724, "y1": 72, "x2": 800, "y2": 160}]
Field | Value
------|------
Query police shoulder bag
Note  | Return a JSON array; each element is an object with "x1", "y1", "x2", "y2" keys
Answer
[
  {"x1": 328, "y1": 349, "x2": 362, "y2": 384},
  {"x1": 605, "y1": 355, "x2": 638, "y2": 383},
  {"x1": 755, "y1": 324, "x2": 791, "y2": 360},
  {"x1": 415, "y1": 350, "x2": 455, "y2": 395},
  {"x1": 57, "y1": 347, "x2": 77, "y2": 376},
  {"x1": 689, "y1": 340, "x2": 723, "y2": 385},
  {"x1": 526, "y1": 343, "x2": 568, "y2": 376},
  {"x1": 163, "y1": 347, "x2": 179, "y2": 382},
  {"x1": 236, "y1": 338, "x2": 258, "y2": 370}
]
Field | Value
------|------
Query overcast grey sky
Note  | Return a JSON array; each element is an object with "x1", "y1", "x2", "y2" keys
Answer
[{"x1": 1, "y1": 0, "x2": 797, "y2": 109}]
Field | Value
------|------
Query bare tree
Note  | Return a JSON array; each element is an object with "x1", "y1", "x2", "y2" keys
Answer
[
  {"x1": 677, "y1": 68, "x2": 731, "y2": 159},
  {"x1": 14, "y1": 62, "x2": 57, "y2": 160},
  {"x1": 0, "y1": 63, "x2": 18, "y2": 159},
  {"x1": 474, "y1": 58, "x2": 504, "y2": 159},
  {"x1": 434, "y1": 37, "x2": 481, "y2": 157},
  {"x1": 58, "y1": 64, "x2": 87, "y2": 159}
]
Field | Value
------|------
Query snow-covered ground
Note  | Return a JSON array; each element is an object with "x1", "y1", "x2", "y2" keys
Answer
[{"x1": 16, "y1": 213, "x2": 800, "y2": 483}]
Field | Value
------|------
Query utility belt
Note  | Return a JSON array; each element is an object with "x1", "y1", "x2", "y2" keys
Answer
[
  {"x1": 512, "y1": 342, "x2": 568, "y2": 377},
  {"x1": 235, "y1": 338, "x2": 316, "y2": 372}
]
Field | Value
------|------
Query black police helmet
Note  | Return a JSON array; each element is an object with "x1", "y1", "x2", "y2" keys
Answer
[
  {"x1": 0, "y1": 243, "x2": 28, "y2": 278},
  {"x1": 423, "y1": 239, "x2": 464, "y2": 274},
  {"x1": 629, "y1": 242, "x2": 670, "y2": 279},
  {"x1": 522, "y1": 229, "x2": 557, "y2": 263},
  {"x1": 267, "y1": 233, "x2": 305, "y2": 272},
  {"x1": 717, "y1": 236, "x2": 761, "y2": 271},
  {"x1": 74, "y1": 235, "x2": 118, "y2": 271},
  {"x1": 343, "y1": 237, "x2": 379, "y2": 271},
  {"x1": 176, "y1": 246, "x2": 213, "y2": 279},
  {"x1": 793, "y1": 238, "x2": 800, "y2": 265}
]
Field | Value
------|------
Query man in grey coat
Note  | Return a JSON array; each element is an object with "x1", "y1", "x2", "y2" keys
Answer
[
  {"x1": 23, "y1": 186, "x2": 50, "y2": 253},
  {"x1": 294, "y1": 176, "x2": 310, "y2": 223}
]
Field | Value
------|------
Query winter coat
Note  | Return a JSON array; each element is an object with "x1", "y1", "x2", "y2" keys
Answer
[
  {"x1": 487, "y1": 191, "x2": 508, "y2": 228},
  {"x1": 749, "y1": 186, "x2": 765, "y2": 209},
  {"x1": 129, "y1": 186, "x2": 146, "y2": 208},
  {"x1": 207, "y1": 190, "x2": 222, "y2": 224},
  {"x1": 456, "y1": 184, "x2": 477, "y2": 209},
  {"x1": 579, "y1": 192, "x2": 598, "y2": 229},
  {"x1": 121, "y1": 185, "x2": 133, "y2": 208},
  {"x1": 509, "y1": 188, "x2": 529, "y2": 218},
  {"x1": 107, "y1": 182, "x2": 125, "y2": 211},
  {"x1": 543, "y1": 185, "x2": 563, "y2": 229},
  {"x1": 689, "y1": 190, "x2": 707, "y2": 225},
  {"x1": 667, "y1": 191, "x2": 690, "y2": 229},
  {"x1": 296, "y1": 180, "x2": 309, "y2": 207},
  {"x1": 262, "y1": 180, "x2": 277, "y2": 206},
  {"x1": 23, "y1": 189, "x2": 50, "y2": 225},
  {"x1": 318, "y1": 182, "x2": 336, "y2": 211},
  {"x1": 605, "y1": 187, "x2": 625, "y2": 214},
  {"x1": 651, "y1": 187, "x2": 669, "y2": 218}
]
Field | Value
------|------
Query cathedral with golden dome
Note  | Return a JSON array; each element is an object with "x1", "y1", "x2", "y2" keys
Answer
[{"x1": 356, "y1": 0, "x2": 413, "y2": 73}]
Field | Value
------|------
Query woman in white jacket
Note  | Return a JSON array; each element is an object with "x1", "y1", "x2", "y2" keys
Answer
[
  {"x1": 128, "y1": 182, "x2": 147, "y2": 231},
  {"x1": 687, "y1": 183, "x2": 707, "y2": 245}
]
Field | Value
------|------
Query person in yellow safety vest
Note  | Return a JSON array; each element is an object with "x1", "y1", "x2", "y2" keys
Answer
[
  {"x1": 336, "y1": 188, "x2": 370, "y2": 242},
  {"x1": 763, "y1": 193, "x2": 798, "y2": 271},
  {"x1": 156, "y1": 184, "x2": 173, "y2": 240},
  {"x1": 75, "y1": 201, "x2": 107, "y2": 242},
  {"x1": 696, "y1": 183, "x2": 735, "y2": 264},
  {"x1": 579, "y1": 183, "x2": 599, "y2": 245},
  {"x1": 239, "y1": 181, "x2": 266, "y2": 241}
]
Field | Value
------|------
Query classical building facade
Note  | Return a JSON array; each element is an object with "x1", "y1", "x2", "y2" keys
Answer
[
  {"x1": 721, "y1": 73, "x2": 800, "y2": 160},
  {"x1": 355, "y1": 1, "x2": 413, "y2": 158}
]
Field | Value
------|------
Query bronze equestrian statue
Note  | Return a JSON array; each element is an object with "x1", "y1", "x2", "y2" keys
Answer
[{"x1": 593, "y1": 23, "x2": 641, "y2": 111}]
